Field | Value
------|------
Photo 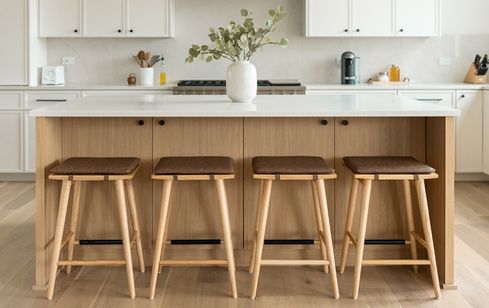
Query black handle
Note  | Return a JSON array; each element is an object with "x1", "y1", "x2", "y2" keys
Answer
[
  {"x1": 399, "y1": 29, "x2": 404, "y2": 32},
  {"x1": 344, "y1": 29, "x2": 348, "y2": 32},
  {"x1": 74, "y1": 29, "x2": 78, "y2": 33},
  {"x1": 129, "y1": 29, "x2": 134, "y2": 33},
  {"x1": 321, "y1": 119, "x2": 328, "y2": 126},
  {"x1": 356, "y1": 29, "x2": 360, "y2": 32},
  {"x1": 35, "y1": 99, "x2": 67, "y2": 102},
  {"x1": 342, "y1": 120, "x2": 349, "y2": 126},
  {"x1": 117, "y1": 29, "x2": 122, "y2": 33},
  {"x1": 159, "y1": 119, "x2": 166, "y2": 126},
  {"x1": 461, "y1": 94, "x2": 466, "y2": 98},
  {"x1": 138, "y1": 120, "x2": 145, "y2": 126},
  {"x1": 415, "y1": 98, "x2": 443, "y2": 102}
]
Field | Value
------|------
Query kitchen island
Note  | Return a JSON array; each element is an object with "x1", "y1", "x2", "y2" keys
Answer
[{"x1": 31, "y1": 95, "x2": 459, "y2": 290}]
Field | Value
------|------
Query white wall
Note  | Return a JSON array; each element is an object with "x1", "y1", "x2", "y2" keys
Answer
[{"x1": 46, "y1": 0, "x2": 489, "y2": 85}]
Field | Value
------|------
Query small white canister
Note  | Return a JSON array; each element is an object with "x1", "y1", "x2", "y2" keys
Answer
[
  {"x1": 377, "y1": 72, "x2": 390, "y2": 82},
  {"x1": 139, "y1": 68, "x2": 154, "y2": 86}
]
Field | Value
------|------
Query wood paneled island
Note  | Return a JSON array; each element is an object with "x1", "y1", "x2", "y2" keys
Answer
[{"x1": 31, "y1": 95, "x2": 459, "y2": 290}]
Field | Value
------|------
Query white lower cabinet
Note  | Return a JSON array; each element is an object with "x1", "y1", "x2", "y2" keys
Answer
[
  {"x1": 0, "y1": 112, "x2": 23, "y2": 172},
  {"x1": 483, "y1": 91, "x2": 489, "y2": 175},
  {"x1": 397, "y1": 90, "x2": 454, "y2": 107},
  {"x1": 455, "y1": 91, "x2": 483, "y2": 173},
  {"x1": 24, "y1": 112, "x2": 35, "y2": 172}
]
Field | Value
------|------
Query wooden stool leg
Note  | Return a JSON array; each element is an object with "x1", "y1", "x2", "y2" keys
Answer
[
  {"x1": 216, "y1": 179, "x2": 238, "y2": 299},
  {"x1": 352, "y1": 179, "x2": 372, "y2": 300},
  {"x1": 250, "y1": 179, "x2": 273, "y2": 299},
  {"x1": 249, "y1": 180, "x2": 264, "y2": 274},
  {"x1": 311, "y1": 181, "x2": 329, "y2": 274},
  {"x1": 415, "y1": 179, "x2": 441, "y2": 299},
  {"x1": 158, "y1": 200, "x2": 172, "y2": 274},
  {"x1": 114, "y1": 179, "x2": 136, "y2": 299},
  {"x1": 340, "y1": 176, "x2": 360, "y2": 274},
  {"x1": 47, "y1": 180, "x2": 72, "y2": 300},
  {"x1": 66, "y1": 181, "x2": 81, "y2": 274},
  {"x1": 125, "y1": 180, "x2": 145, "y2": 273},
  {"x1": 315, "y1": 179, "x2": 340, "y2": 299},
  {"x1": 149, "y1": 180, "x2": 173, "y2": 300},
  {"x1": 403, "y1": 179, "x2": 418, "y2": 273}
]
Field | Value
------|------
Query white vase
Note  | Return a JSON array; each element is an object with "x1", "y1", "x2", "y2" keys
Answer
[
  {"x1": 139, "y1": 68, "x2": 154, "y2": 86},
  {"x1": 226, "y1": 61, "x2": 257, "y2": 103}
]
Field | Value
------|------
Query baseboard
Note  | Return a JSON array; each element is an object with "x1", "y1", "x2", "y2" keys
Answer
[
  {"x1": 0, "y1": 173, "x2": 35, "y2": 181},
  {"x1": 455, "y1": 173, "x2": 489, "y2": 182}
]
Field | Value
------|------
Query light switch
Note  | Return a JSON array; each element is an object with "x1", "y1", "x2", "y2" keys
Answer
[
  {"x1": 62, "y1": 57, "x2": 75, "y2": 65},
  {"x1": 439, "y1": 57, "x2": 452, "y2": 66}
]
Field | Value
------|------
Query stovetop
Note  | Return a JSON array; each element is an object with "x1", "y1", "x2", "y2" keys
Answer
[{"x1": 177, "y1": 80, "x2": 301, "y2": 87}]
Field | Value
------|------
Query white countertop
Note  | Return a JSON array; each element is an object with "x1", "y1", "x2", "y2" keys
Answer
[
  {"x1": 0, "y1": 83, "x2": 176, "y2": 91},
  {"x1": 30, "y1": 94, "x2": 460, "y2": 117}
]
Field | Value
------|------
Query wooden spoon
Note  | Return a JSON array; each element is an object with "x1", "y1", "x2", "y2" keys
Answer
[
  {"x1": 145, "y1": 52, "x2": 152, "y2": 68},
  {"x1": 137, "y1": 50, "x2": 146, "y2": 67}
]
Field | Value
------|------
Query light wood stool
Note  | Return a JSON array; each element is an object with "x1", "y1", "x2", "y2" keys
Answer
[
  {"x1": 149, "y1": 156, "x2": 238, "y2": 299},
  {"x1": 339, "y1": 156, "x2": 441, "y2": 299},
  {"x1": 249, "y1": 156, "x2": 339, "y2": 299},
  {"x1": 46, "y1": 157, "x2": 145, "y2": 300}
]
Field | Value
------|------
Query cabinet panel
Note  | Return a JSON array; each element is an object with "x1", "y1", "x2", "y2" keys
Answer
[
  {"x1": 127, "y1": 0, "x2": 171, "y2": 37},
  {"x1": 334, "y1": 117, "x2": 425, "y2": 256},
  {"x1": 61, "y1": 118, "x2": 153, "y2": 248},
  {"x1": 84, "y1": 0, "x2": 124, "y2": 37},
  {"x1": 396, "y1": 0, "x2": 438, "y2": 36},
  {"x1": 153, "y1": 118, "x2": 243, "y2": 247},
  {"x1": 484, "y1": 91, "x2": 489, "y2": 175},
  {"x1": 456, "y1": 91, "x2": 483, "y2": 173},
  {"x1": 306, "y1": 0, "x2": 350, "y2": 37},
  {"x1": 398, "y1": 91, "x2": 455, "y2": 108},
  {"x1": 0, "y1": 0, "x2": 27, "y2": 85},
  {"x1": 0, "y1": 112, "x2": 23, "y2": 172},
  {"x1": 40, "y1": 0, "x2": 82, "y2": 37},
  {"x1": 24, "y1": 112, "x2": 35, "y2": 172},
  {"x1": 244, "y1": 118, "x2": 334, "y2": 248},
  {"x1": 352, "y1": 0, "x2": 393, "y2": 36},
  {"x1": 0, "y1": 92, "x2": 24, "y2": 110}
]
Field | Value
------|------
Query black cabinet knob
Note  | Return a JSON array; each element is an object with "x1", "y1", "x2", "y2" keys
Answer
[
  {"x1": 138, "y1": 120, "x2": 145, "y2": 126},
  {"x1": 159, "y1": 119, "x2": 166, "y2": 126},
  {"x1": 399, "y1": 29, "x2": 404, "y2": 32},
  {"x1": 117, "y1": 29, "x2": 122, "y2": 33},
  {"x1": 321, "y1": 119, "x2": 328, "y2": 126},
  {"x1": 342, "y1": 120, "x2": 349, "y2": 126},
  {"x1": 130, "y1": 29, "x2": 134, "y2": 33},
  {"x1": 74, "y1": 29, "x2": 78, "y2": 33},
  {"x1": 461, "y1": 94, "x2": 466, "y2": 98},
  {"x1": 356, "y1": 29, "x2": 360, "y2": 32},
  {"x1": 344, "y1": 29, "x2": 348, "y2": 32}
]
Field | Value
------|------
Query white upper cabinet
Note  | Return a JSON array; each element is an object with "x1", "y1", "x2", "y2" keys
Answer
[
  {"x1": 40, "y1": 0, "x2": 174, "y2": 38},
  {"x1": 396, "y1": 0, "x2": 438, "y2": 37},
  {"x1": 40, "y1": 0, "x2": 82, "y2": 37},
  {"x1": 0, "y1": 0, "x2": 27, "y2": 85},
  {"x1": 305, "y1": 0, "x2": 350, "y2": 37},
  {"x1": 127, "y1": 0, "x2": 174, "y2": 37},
  {"x1": 305, "y1": 0, "x2": 439, "y2": 37},
  {"x1": 84, "y1": 0, "x2": 124, "y2": 37},
  {"x1": 351, "y1": 0, "x2": 393, "y2": 36}
]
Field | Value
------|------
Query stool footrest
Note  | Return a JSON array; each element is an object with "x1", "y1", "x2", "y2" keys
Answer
[
  {"x1": 264, "y1": 239, "x2": 315, "y2": 245},
  {"x1": 159, "y1": 259, "x2": 228, "y2": 266},
  {"x1": 260, "y1": 260, "x2": 329, "y2": 266},
  {"x1": 362, "y1": 259, "x2": 431, "y2": 266},
  {"x1": 78, "y1": 239, "x2": 122, "y2": 245},
  {"x1": 169, "y1": 239, "x2": 222, "y2": 245},
  {"x1": 364, "y1": 239, "x2": 407, "y2": 245},
  {"x1": 58, "y1": 260, "x2": 126, "y2": 266}
]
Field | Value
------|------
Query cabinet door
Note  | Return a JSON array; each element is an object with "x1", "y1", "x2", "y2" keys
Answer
[
  {"x1": 244, "y1": 118, "x2": 334, "y2": 249},
  {"x1": 84, "y1": 0, "x2": 124, "y2": 37},
  {"x1": 456, "y1": 91, "x2": 483, "y2": 173},
  {"x1": 396, "y1": 0, "x2": 438, "y2": 36},
  {"x1": 24, "y1": 112, "x2": 35, "y2": 172},
  {"x1": 306, "y1": 0, "x2": 350, "y2": 37},
  {"x1": 0, "y1": 0, "x2": 27, "y2": 85},
  {"x1": 153, "y1": 118, "x2": 243, "y2": 247},
  {"x1": 127, "y1": 0, "x2": 171, "y2": 37},
  {"x1": 484, "y1": 91, "x2": 489, "y2": 175},
  {"x1": 39, "y1": 0, "x2": 82, "y2": 37},
  {"x1": 0, "y1": 112, "x2": 23, "y2": 172},
  {"x1": 352, "y1": 0, "x2": 393, "y2": 36}
]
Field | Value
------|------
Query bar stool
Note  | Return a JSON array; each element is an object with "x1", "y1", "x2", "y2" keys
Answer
[
  {"x1": 249, "y1": 156, "x2": 339, "y2": 299},
  {"x1": 339, "y1": 156, "x2": 441, "y2": 299},
  {"x1": 149, "y1": 156, "x2": 237, "y2": 299},
  {"x1": 46, "y1": 157, "x2": 145, "y2": 300}
]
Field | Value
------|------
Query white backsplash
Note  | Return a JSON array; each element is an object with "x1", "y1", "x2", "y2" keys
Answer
[{"x1": 46, "y1": 0, "x2": 489, "y2": 85}]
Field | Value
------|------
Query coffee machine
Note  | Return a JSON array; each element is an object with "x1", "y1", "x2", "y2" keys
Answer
[{"x1": 341, "y1": 51, "x2": 360, "y2": 85}]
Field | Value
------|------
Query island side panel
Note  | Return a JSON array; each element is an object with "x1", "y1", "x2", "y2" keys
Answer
[
  {"x1": 243, "y1": 118, "x2": 335, "y2": 251},
  {"x1": 426, "y1": 116, "x2": 455, "y2": 288},
  {"x1": 152, "y1": 118, "x2": 244, "y2": 251},
  {"x1": 60, "y1": 118, "x2": 153, "y2": 258},
  {"x1": 334, "y1": 117, "x2": 426, "y2": 263},
  {"x1": 35, "y1": 117, "x2": 62, "y2": 288}
]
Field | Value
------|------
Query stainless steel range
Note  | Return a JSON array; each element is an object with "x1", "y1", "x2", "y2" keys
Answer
[{"x1": 173, "y1": 79, "x2": 306, "y2": 95}]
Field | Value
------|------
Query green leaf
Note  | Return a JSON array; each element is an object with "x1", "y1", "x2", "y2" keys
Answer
[
  {"x1": 240, "y1": 9, "x2": 248, "y2": 17},
  {"x1": 280, "y1": 37, "x2": 289, "y2": 46},
  {"x1": 206, "y1": 56, "x2": 213, "y2": 63},
  {"x1": 185, "y1": 56, "x2": 193, "y2": 63},
  {"x1": 268, "y1": 9, "x2": 275, "y2": 17}
]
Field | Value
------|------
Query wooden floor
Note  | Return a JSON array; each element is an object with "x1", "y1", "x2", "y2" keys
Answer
[{"x1": 0, "y1": 181, "x2": 488, "y2": 307}]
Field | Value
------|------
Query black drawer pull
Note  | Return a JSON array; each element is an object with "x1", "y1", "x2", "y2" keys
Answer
[
  {"x1": 159, "y1": 119, "x2": 166, "y2": 126},
  {"x1": 35, "y1": 99, "x2": 67, "y2": 102},
  {"x1": 138, "y1": 120, "x2": 145, "y2": 126},
  {"x1": 415, "y1": 98, "x2": 443, "y2": 102},
  {"x1": 342, "y1": 120, "x2": 349, "y2": 126},
  {"x1": 321, "y1": 119, "x2": 328, "y2": 126}
]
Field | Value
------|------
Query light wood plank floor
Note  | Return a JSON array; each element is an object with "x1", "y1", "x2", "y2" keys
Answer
[{"x1": 0, "y1": 181, "x2": 488, "y2": 307}]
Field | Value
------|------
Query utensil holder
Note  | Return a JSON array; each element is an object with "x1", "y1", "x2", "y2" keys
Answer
[
  {"x1": 139, "y1": 68, "x2": 154, "y2": 86},
  {"x1": 464, "y1": 64, "x2": 487, "y2": 84}
]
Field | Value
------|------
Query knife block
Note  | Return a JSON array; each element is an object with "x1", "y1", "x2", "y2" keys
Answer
[{"x1": 464, "y1": 64, "x2": 487, "y2": 84}]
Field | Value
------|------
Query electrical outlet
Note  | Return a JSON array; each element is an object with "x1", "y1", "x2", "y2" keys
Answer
[
  {"x1": 438, "y1": 57, "x2": 452, "y2": 66},
  {"x1": 62, "y1": 57, "x2": 75, "y2": 65}
]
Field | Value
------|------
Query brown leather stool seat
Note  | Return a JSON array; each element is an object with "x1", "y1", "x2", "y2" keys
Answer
[
  {"x1": 343, "y1": 156, "x2": 435, "y2": 174},
  {"x1": 252, "y1": 156, "x2": 334, "y2": 174},
  {"x1": 154, "y1": 156, "x2": 234, "y2": 175},
  {"x1": 50, "y1": 157, "x2": 141, "y2": 175}
]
